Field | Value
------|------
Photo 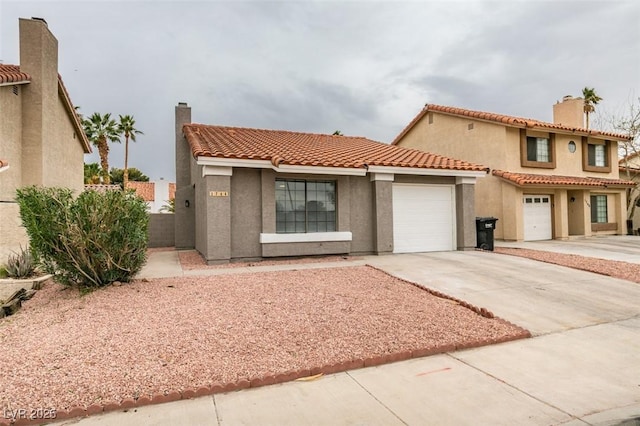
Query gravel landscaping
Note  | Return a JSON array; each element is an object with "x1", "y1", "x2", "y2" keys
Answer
[
  {"x1": 495, "y1": 247, "x2": 640, "y2": 284},
  {"x1": 0, "y1": 265, "x2": 526, "y2": 413}
]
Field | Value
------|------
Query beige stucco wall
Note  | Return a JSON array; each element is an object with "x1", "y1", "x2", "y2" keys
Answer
[
  {"x1": 0, "y1": 19, "x2": 87, "y2": 263},
  {"x1": 395, "y1": 110, "x2": 628, "y2": 241},
  {"x1": 0, "y1": 86, "x2": 28, "y2": 261}
]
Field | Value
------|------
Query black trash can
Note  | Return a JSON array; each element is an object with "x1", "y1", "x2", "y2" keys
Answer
[{"x1": 476, "y1": 217, "x2": 498, "y2": 251}]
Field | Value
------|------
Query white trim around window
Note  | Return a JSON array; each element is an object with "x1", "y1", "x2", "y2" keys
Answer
[{"x1": 260, "y1": 232, "x2": 353, "y2": 244}]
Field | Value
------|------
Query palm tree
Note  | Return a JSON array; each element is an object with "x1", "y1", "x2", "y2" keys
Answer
[
  {"x1": 83, "y1": 162, "x2": 102, "y2": 184},
  {"x1": 118, "y1": 115, "x2": 144, "y2": 189},
  {"x1": 582, "y1": 87, "x2": 603, "y2": 130},
  {"x1": 82, "y1": 113, "x2": 120, "y2": 184}
]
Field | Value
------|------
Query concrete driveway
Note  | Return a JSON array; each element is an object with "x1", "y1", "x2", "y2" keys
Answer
[
  {"x1": 53, "y1": 245, "x2": 640, "y2": 426},
  {"x1": 368, "y1": 249, "x2": 640, "y2": 336}
]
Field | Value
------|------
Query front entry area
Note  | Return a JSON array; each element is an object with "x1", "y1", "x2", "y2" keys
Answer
[
  {"x1": 392, "y1": 183, "x2": 456, "y2": 253},
  {"x1": 523, "y1": 194, "x2": 552, "y2": 241}
]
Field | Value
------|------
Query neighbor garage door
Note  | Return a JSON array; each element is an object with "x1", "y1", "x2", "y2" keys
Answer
[
  {"x1": 523, "y1": 194, "x2": 552, "y2": 241},
  {"x1": 392, "y1": 184, "x2": 456, "y2": 253}
]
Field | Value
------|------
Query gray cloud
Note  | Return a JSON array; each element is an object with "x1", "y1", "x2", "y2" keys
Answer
[{"x1": 2, "y1": 1, "x2": 638, "y2": 181}]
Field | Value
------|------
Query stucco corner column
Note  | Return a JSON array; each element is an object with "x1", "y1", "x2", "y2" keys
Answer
[
  {"x1": 199, "y1": 169, "x2": 232, "y2": 264},
  {"x1": 553, "y1": 189, "x2": 569, "y2": 240},
  {"x1": 372, "y1": 178, "x2": 393, "y2": 255},
  {"x1": 455, "y1": 177, "x2": 477, "y2": 250}
]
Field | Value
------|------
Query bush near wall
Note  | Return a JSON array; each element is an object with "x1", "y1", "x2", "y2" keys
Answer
[{"x1": 16, "y1": 186, "x2": 149, "y2": 289}]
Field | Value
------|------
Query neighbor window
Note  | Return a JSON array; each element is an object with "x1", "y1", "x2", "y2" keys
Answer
[
  {"x1": 521, "y1": 131, "x2": 555, "y2": 168},
  {"x1": 590, "y1": 195, "x2": 607, "y2": 223},
  {"x1": 588, "y1": 144, "x2": 607, "y2": 167},
  {"x1": 583, "y1": 139, "x2": 611, "y2": 172},
  {"x1": 527, "y1": 137, "x2": 550, "y2": 162},
  {"x1": 275, "y1": 179, "x2": 336, "y2": 233}
]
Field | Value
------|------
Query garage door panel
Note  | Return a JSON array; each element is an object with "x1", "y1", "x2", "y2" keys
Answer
[
  {"x1": 393, "y1": 184, "x2": 455, "y2": 253},
  {"x1": 523, "y1": 194, "x2": 552, "y2": 241}
]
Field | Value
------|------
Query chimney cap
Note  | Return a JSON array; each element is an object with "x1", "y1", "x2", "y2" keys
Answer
[
  {"x1": 562, "y1": 95, "x2": 573, "y2": 101},
  {"x1": 31, "y1": 17, "x2": 48, "y2": 25},
  {"x1": 178, "y1": 102, "x2": 188, "y2": 107}
]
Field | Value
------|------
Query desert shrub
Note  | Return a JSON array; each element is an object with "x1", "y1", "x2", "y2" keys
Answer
[
  {"x1": 16, "y1": 186, "x2": 149, "y2": 289},
  {"x1": 5, "y1": 246, "x2": 35, "y2": 278}
]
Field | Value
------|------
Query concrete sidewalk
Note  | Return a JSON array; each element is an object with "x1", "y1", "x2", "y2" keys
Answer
[
  {"x1": 52, "y1": 247, "x2": 640, "y2": 426},
  {"x1": 496, "y1": 235, "x2": 640, "y2": 264}
]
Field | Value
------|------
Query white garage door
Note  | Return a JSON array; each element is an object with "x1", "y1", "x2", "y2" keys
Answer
[
  {"x1": 523, "y1": 195, "x2": 552, "y2": 241},
  {"x1": 392, "y1": 184, "x2": 456, "y2": 253}
]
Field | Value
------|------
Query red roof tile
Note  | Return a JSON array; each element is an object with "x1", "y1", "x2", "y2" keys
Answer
[
  {"x1": 127, "y1": 181, "x2": 155, "y2": 201},
  {"x1": 493, "y1": 170, "x2": 635, "y2": 188},
  {"x1": 183, "y1": 124, "x2": 489, "y2": 173},
  {"x1": 0, "y1": 64, "x2": 30, "y2": 84},
  {"x1": 392, "y1": 104, "x2": 631, "y2": 145},
  {"x1": 168, "y1": 183, "x2": 176, "y2": 201}
]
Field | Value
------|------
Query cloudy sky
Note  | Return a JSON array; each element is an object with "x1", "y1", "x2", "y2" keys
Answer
[{"x1": 2, "y1": 0, "x2": 639, "y2": 182}]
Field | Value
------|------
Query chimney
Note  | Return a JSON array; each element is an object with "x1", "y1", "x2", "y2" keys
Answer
[
  {"x1": 174, "y1": 102, "x2": 195, "y2": 249},
  {"x1": 175, "y1": 102, "x2": 192, "y2": 189},
  {"x1": 19, "y1": 17, "x2": 59, "y2": 186},
  {"x1": 553, "y1": 95, "x2": 584, "y2": 128}
]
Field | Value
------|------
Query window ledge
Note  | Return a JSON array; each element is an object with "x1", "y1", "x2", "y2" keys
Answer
[
  {"x1": 583, "y1": 165, "x2": 611, "y2": 173},
  {"x1": 260, "y1": 232, "x2": 352, "y2": 244},
  {"x1": 591, "y1": 223, "x2": 617, "y2": 232},
  {"x1": 521, "y1": 160, "x2": 555, "y2": 169}
]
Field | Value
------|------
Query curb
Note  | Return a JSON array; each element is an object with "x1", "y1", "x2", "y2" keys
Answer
[{"x1": 1, "y1": 266, "x2": 531, "y2": 426}]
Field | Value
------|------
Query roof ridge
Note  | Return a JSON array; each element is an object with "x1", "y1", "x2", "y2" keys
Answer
[
  {"x1": 392, "y1": 103, "x2": 631, "y2": 143},
  {"x1": 186, "y1": 123, "x2": 374, "y2": 142}
]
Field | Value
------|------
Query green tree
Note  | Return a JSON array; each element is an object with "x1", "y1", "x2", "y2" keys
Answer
[
  {"x1": 159, "y1": 198, "x2": 175, "y2": 213},
  {"x1": 612, "y1": 97, "x2": 640, "y2": 223},
  {"x1": 82, "y1": 113, "x2": 120, "y2": 184},
  {"x1": 582, "y1": 87, "x2": 603, "y2": 130},
  {"x1": 110, "y1": 167, "x2": 149, "y2": 186},
  {"x1": 83, "y1": 162, "x2": 102, "y2": 184},
  {"x1": 117, "y1": 115, "x2": 144, "y2": 189}
]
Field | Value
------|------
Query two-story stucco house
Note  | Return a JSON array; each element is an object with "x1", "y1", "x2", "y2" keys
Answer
[
  {"x1": 0, "y1": 18, "x2": 91, "y2": 260},
  {"x1": 174, "y1": 103, "x2": 489, "y2": 264},
  {"x1": 392, "y1": 97, "x2": 634, "y2": 241}
]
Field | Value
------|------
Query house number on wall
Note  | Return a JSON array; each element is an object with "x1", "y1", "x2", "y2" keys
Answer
[{"x1": 209, "y1": 191, "x2": 229, "y2": 197}]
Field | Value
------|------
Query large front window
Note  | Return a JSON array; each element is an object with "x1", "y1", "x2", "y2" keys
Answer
[
  {"x1": 590, "y1": 195, "x2": 607, "y2": 223},
  {"x1": 275, "y1": 179, "x2": 336, "y2": 233}
]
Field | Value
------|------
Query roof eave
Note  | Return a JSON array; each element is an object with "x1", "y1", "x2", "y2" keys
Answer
[{"x1": 57, "y1": 77, "x2": 92, "y2": 154}]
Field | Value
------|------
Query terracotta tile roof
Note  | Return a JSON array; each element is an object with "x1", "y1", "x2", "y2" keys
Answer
[
  {"x1": 0, "y1": 63, "x2": 91, "y2": 153},
  {"x1": 493, "y1": 170, "x2": 635, "y2": 188},
  {"x1": 183, "y1": 124, "x2": 489, "y2": 173},
  {"x1": 392, "y1": 104, "x2": 631, "y2": 145},
  {"x1": 619, "y1": 165, "x2": 640, "y2": 176},
  {"x1": 0, "y1": 64, "x2": 30, "y2": 84},
  {"x1": 127, "y1": 181, "x2": 155, "y2": 201},
  {"x1": 84, "y1": 184, "x2": 121, "y2": 192},
  {"x1": 168, "y1": 183, "x2": 176, "y2": 201}
]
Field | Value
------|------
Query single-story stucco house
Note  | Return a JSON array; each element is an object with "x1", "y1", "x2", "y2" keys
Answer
[{"x1": 174, "y1": 103, "x2": 489, "y2": 264}]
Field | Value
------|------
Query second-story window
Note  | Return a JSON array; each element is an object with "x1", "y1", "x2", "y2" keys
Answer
[
  {"x1": 588, "y1": 144, "x2": 607, "y2": 167},
  {"x1": 527, "y1": 137, "x2": 550, "y2": 162},
  {"x1": 582, "y1": 138, "x2": 611, "y2": 172}
]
